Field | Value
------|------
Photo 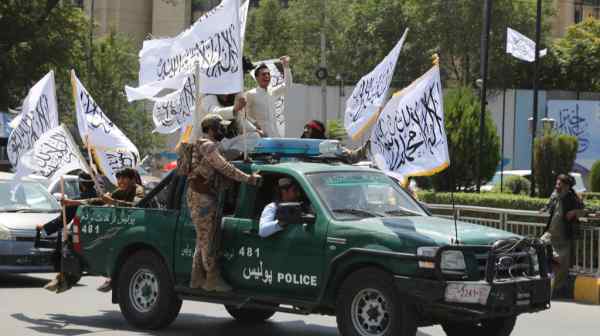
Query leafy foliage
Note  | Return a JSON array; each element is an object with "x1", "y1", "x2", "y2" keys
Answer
[
  {"x1": 326, "y1": 119, "x2": 347, "y2": 141},
  {"x1": 0, "y1": 1, "x2": 88, "y2": 110},
  {"x1": 533, "y1": 132, "x2": 578, "y2": 197},
  {"x1": 590, "y1": 160, "x2": 600, "y2": 193},
  {"x1": 431, "y1": 87, "x2": 500, "y2": 191},
  {"x1": 493, "y1": 175, "x2": 531, "y2": 195},
  {"x1": 552, "y1": 18, "x2": 600, "y2": 92}
]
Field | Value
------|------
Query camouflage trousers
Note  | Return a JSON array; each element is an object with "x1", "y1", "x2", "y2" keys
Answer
[{"x1": 187, "y1": 188, "x2": 218, "y2": 285}]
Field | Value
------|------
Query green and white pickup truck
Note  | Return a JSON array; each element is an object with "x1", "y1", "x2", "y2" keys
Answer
[{"x1": 67, "y1": 140, "x2": 551, "y2": 336}]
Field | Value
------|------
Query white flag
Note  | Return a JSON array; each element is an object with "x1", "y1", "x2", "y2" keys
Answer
[
  {"x1": 71, "y1": 71, "x2": 140, "y2": 185},
  {"x1": 151, "y1": 74, "x2": 196, "y2": 134},
  {"x1": 506, "y1": 27, "x2": 547, "y2": 62},
  {"x1": 126, "y1": 0, "x2": 243, "y2": 101},
  {"x1": 14, "y1": 125, "x2": 88, "y2": 188},
  {"x1": 344, "y1": 29, "x2": 408, "y2": 141},
  {"x1": 250, "y1": 60, "x2": 287, "y2": 137},
  {"x1": 7, "y1": 71, "x2": 59, "y2": 167},
  {"x1": 370, "y1": 65, "x2": 449, "y2": 181}
]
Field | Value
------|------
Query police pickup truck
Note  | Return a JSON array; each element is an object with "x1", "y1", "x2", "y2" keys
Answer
[{"x1": 68, "y1": 139, "x2": 551, "y2": 336}]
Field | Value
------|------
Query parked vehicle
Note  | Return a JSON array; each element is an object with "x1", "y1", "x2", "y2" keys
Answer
[
  {"x1": 66, "y1": 139, "x2": 551, "y2": 336},
  {"x1": 0, "y1": 172, "x2": 61, "y2": 273},
  {"x1": 481, "y1": 170, "x2": 586, "y2": 193}
]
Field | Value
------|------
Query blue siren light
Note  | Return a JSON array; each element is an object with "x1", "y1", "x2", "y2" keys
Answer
[{"x1": 252, "y1": 138, "x2": 342, "y2": 157}]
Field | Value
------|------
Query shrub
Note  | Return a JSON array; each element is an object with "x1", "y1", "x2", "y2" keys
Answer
[
  {"x1": 431, "y1": 87, "x2": 500, "y2": 191},
  {"x1": 493, "y1": 175, "x2": 531, "y2": 195},
  {"x1": 533, "y1": 132, "x2": 578, "y2": 197},
  {"x1": 590, "y1": 160, "x2": 600, "y2": 192},
  {"x1": 326, "y1": 119, "x2": 347, "y2": 141},
  {"x1": 417, "y1": 191, "x2": 600, "y2": 212}
]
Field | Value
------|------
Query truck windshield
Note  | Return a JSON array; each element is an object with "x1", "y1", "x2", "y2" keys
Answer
[{"x1": 307, "y1": 171, "x2": 427, "y2": 220}]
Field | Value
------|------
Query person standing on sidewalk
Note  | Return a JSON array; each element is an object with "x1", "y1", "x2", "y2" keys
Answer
[{"x1": 541, "y1": 174, "x2": 584, "y2": 296}]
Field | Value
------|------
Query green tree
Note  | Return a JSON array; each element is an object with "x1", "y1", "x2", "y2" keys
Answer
[
  {"x1": 552, "y1": 17, "x2": 600, "y2": 93},
  {"x1": 590, "y1": 160, "x2": 600, "y2": 192},
  {"x1": 0, "y1": 1, "x2": 88, "y2": 110},
  {"x1": 405, "y1": 0, "x2": 555, "y2": 89},
  {"x1": 533, "y1": 132, "x2": 578, "y2": 197},
  {"x1": 245, "y1": 0, "x2": 421, "y2": 88},
  {"x1": 245, "y1": 0, "x2": 291, "y2": 62},
  {"x1": 432, "y1": 87, "x2": 500, "y2": 191}
]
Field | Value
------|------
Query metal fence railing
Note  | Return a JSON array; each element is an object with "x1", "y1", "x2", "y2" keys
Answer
[{"x1": 426, "y1": 203, "x2": 600, "y2": 275}]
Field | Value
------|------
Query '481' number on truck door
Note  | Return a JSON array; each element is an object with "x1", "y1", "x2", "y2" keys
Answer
[{"x1": 239, "y1": 246, "x2": 260, "y2": 258}]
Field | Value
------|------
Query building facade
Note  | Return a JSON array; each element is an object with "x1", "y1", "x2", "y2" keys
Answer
[{"x1": 552, "y1": 0, "x2": 600, "y2": 37}]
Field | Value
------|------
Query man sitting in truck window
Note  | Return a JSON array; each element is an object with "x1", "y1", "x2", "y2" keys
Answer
[
  {"x1": 258, "y1": 177, "x2": 302, "y2": 238},
  {"x1": 63, "y1": 168, "x2": 144, "y2": 208}
]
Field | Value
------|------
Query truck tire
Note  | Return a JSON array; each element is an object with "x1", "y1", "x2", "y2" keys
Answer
[
  {"x1": 441, "y1": 315, "x2": 517, "y2": 336},
  {"x1": 336, "y1": 268, "x2": 417, "y2": 336},
  {"x1": 117, "y1": 250, "x2": 182, "y2": 330},
  {"x1": 224, "y1": 305, "x2": 276, "y2": 323}
]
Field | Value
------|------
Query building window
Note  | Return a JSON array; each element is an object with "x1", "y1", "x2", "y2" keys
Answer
[{"x1": 575, "y1": 0, "x2": 584, "y2": 23}]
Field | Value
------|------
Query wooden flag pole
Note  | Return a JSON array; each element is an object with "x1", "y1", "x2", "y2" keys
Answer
[{"x1": 60, "y1": 176, "x2": 67, "y2": 244}]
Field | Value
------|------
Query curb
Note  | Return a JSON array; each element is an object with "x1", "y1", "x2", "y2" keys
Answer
[{"x1": 573, "y1": 274, "x2": 600, "y2": 304}]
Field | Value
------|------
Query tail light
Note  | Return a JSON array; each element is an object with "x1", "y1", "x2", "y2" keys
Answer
[{"x1": 72, "y1": 215, "x2": 81, "y2": 253}]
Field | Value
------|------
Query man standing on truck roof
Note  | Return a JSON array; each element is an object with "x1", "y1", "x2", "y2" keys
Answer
[
  {"x1": 245, "y1": 56, "x2": 292, "y2": 138},
  {"x1": 188, "y1": 115, "x2": 261, "y2": 292}
]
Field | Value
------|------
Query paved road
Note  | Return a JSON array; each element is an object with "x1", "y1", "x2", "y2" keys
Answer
[{"x1": 1, "y1": 273, "x2": 599, "y2": 336}]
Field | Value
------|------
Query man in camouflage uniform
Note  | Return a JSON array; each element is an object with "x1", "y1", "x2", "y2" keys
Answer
[{"x1": 188, "y1": 115, "x2": 260, "y2": 292}]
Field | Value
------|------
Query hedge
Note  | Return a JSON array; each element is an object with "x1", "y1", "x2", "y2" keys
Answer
[
  {"x1": 583, "y1": 192, "x2": 600, "y2": 202},
  {"x1": 418, "y1": 191, "x2": 600, "y2": 212}
]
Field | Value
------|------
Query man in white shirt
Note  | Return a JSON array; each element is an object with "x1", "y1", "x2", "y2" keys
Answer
[
  {"x1": 245, "y1": 56, "x2": 292, "y2": 138},
  {"x1": 190, "y1": 94, "x2": 246, "y2": 142},
  {"x1": 259, "y1": 177, "x2": 301, "y2": 238}
]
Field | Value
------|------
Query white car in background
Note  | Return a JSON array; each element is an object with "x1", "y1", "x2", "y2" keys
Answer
[
  {"x1": 0, "y1": 172, "x2": 61, "y2": 273},
  {"x1": 27, "y1": 174, "x2": 81, "y2": 200},
  {"x1": 481, "y1": 170, "x2": 587, "y2": 193}
]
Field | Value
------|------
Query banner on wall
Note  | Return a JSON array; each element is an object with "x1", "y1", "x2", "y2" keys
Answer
[{"x1": 547, "y1": 100, "x2": 600, "y2": 172}]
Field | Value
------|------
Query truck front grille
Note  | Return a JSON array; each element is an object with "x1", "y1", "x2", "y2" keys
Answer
[{"x1": 474, "y1": 248, "x2": 539, "y2": 281}]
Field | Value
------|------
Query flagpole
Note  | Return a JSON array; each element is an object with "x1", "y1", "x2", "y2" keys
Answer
[
  {"x1": 477, "y1": 0, "x2": 493, "y2": 193},
  {"x1": 60, "y1": 176, "x2": 67, "y2": 244},
  {"x1": 529, "y1": 0, "x2": 542, "y2": 197}
]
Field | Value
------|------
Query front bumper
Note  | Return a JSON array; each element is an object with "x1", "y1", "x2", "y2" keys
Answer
[
  {"x1": 0, "y1": 239, "x2": 56, "y2": 273},
  {"x1": 394, "y1": 275, "x2": 550, "y2": 320}
]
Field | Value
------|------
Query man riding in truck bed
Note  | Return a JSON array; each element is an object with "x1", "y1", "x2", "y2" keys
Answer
[{"x1": 186, "y1": 115, "x2": 261, "y2": 292}]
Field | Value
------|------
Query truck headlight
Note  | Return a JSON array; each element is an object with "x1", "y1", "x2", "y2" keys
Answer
[
  {"x1": 441, "y1": 250, "x2": 466, "y2": 274},
  {"x1": 417, "y1": 246, "x2": 438, "y2": 269},
  {"x1": 0, "y1": 224, "x2": 13, "y2": 241},
  {"x1": 529, "y1": 248, "x2": 539, "y2": 273}
]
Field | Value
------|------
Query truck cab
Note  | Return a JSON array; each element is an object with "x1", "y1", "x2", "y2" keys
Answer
[{"x1": 71, "y1": 139, "x2": 551, "y2": 336}]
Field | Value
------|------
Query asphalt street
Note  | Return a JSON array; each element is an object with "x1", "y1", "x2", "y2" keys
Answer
[{"x1": 1, "y1": 273, "x2": 599, "y2": 336}]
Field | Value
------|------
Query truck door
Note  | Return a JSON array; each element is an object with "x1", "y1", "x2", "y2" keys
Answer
[{"x1": 221, "y1": 173, "x2": 327, "y2": 300}]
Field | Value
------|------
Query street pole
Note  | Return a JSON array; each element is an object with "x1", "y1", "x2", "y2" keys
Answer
[
  {"x1": 477, "y1": 0, "x2": 493, "y2": 192},
  {"x1": 500, "y1": 88, "x2": 506, "y2": 193},
  {"x1": 320, "y1": 0, "x2": 327, "y2": 125},
  {"x1": 530, "y1": 0, "x2": 542, "y2": 197},
  {"x1": 88, "y1": 0, "x2": 95, "y2": 83}
]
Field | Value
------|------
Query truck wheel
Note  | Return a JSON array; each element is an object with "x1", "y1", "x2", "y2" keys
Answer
[
  {"x1": 336, "y1": 268, "x2": 417, "y2": 336},
  {"x1": 118, "y1": 250, "x2": 182, "y2": 330},
  {"x1": 441, "y1": 315, "x2": 517, "y2": 336},
  {"x1": 224, "y1": 305, "x2": 276, "y2": 323}
]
